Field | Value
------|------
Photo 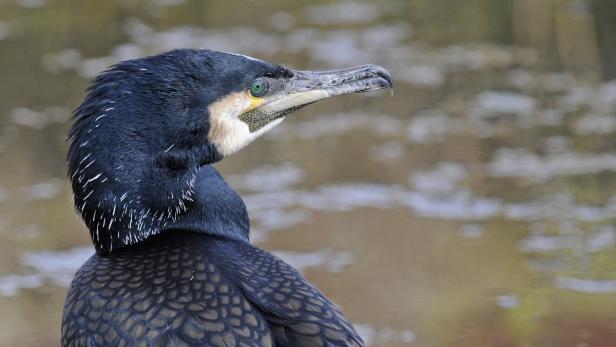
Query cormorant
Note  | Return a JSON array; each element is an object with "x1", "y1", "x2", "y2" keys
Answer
[{"x1": 61, "y1": 49, "x2": 392, "y2": 347}]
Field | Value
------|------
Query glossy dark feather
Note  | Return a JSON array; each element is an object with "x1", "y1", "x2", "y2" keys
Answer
[
  {"x1": 61, "y1": 49, "x2": 377, "y2": 347},
  {"x1": 62, "y1": 231, "x2": 363, "y2": 347},
  {"x1": 209, "y1": 238, "x2": 364, "y2": 346}
]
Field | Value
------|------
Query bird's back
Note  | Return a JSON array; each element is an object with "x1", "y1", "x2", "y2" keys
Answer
[{"x1": 61, "y1": 231, "x2": 364, "y2": 347}]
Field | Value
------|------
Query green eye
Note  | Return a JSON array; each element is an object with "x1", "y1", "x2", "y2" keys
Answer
[{"x1": 249, "y1": 78, "x2": 269, "y2": 97}]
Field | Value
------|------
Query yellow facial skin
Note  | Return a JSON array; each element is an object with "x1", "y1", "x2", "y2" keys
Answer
[
  {"x1": 246, "y1": 93, "x2": 265, "y2": 113},
  {"x1": 207, "y1": 91, "x2": 286, "y2": 157}
]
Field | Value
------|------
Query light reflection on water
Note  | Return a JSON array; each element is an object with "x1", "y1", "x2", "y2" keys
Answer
[{"x1": 1, "y1": 0, "x2": 616, "y2": 346}]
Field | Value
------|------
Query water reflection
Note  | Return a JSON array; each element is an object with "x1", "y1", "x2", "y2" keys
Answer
[{"x1": 1, "y1": 0, "x2": 616, "y2": 346}]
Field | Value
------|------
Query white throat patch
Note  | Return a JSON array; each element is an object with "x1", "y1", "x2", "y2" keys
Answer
[{"x1": 207, "y1": 92, "x2": 284, "y2": 157}]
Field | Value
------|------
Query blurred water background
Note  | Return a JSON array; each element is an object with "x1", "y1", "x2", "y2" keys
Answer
[{"x1": 1, "y1": 0, "x2": 616, "y2": 346}]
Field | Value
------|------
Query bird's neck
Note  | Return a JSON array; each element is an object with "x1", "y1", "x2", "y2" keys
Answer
[
  {"x1": 154, "y1": 165, "x2": 250, "y2": 245},
  {"x1": 72, "y1": 159, "x2": 249, "y2": 254}
]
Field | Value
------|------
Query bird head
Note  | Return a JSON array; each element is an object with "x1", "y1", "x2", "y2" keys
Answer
[{"x1": 68, "y1": 49, "x2": 392, "y2": 254}]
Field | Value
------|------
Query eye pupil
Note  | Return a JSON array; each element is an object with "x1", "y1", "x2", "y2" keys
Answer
[{"x1": 250, "y1": 78, "x2": 269, "y2": 97}]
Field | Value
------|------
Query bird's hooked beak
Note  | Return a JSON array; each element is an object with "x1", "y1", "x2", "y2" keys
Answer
[
  {"x1": 207, "y1": 63, "x2": 392, "y2": 157},
  {"x1": 239, "y1": 64, "x2": 393, "y2": 131}
]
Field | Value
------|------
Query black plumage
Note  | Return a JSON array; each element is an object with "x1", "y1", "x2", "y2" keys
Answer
[
  {"x1": 62, "y1": 49, "x2": 391, "y2": 346},
  {"x1": 62, "y1": 231, "x2": 362, "y2": 346}
]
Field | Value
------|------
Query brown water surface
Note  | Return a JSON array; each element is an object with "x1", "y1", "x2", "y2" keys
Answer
[{"x1": 1, "y1": 1, "x2": 616, "y2": 346}]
